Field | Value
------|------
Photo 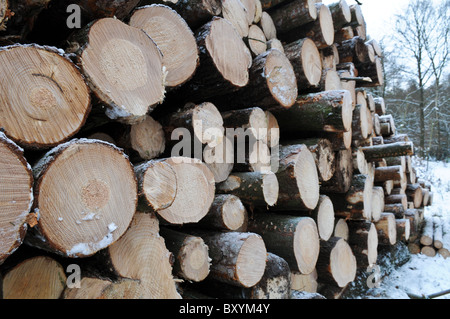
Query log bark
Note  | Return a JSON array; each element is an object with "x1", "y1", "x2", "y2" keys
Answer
[
  {"x1": 129, "y1": 5, "x2": 199, "y2": 88},
  {"x1": 328, "y1": 0, "x2": 351, "y2": 30},
  {"x1": 0, "y1": 44, "x2": 91, "y2": 148},
  {"x1": 216, "y1": 171, "x2": 279, "y2": 207},
  {"x1": 196, "y1": 194, "x2": 248, "y2": 231},
  {"x1": 356, "y1": 56, "x2": 384, "y2": 87},
  {"x1": 247, "y1": 213, "x2": 320, "y2": 274},
  {"x1": 384, "y1": 194, "x2": 407, "y2": 211},
  {"x1": 374, "y1": 213, "x2": 397, "y2": 245},
  {"x1": 374, "y1": 165, "x2": 404, "y2": 182},
  {"x1": 373, "y1": 96, "x2": 386, "y2": 115},
  {"x1": 27, "y1": 139, "x2": 138, "y2": 258},
  {"x1": 159, "y1": 227, "x2": 211, "y2": 282},
  {"x1": 315, "y1": 237, "x2": 357, "y2": 287},
  {"x1": 67, "y1": 18, "x2": 166, "y2": 125},
  {"x1": 134, "y1": 157, "x2": 215, "y2": 224},
  {"x1": 2, "y1": 256, "x2": 66, "y2": 299},
  {"x1": 267, "y1": 90, "x2": 353, "y2": 135},
  {"x1": 406, "y1": 183, "x2": 423, "y2": 208},
  {"x1": 347, "y1": 220, "x2": 378, "y2": 267},
  {"x1": 269, "y1": 0, "x2": 318, "y2": 35},
  {"x1": 336, "y1": 36, "x2": 374, "y2": 66},
  {"x1": 273, "y1": 144, "x2": 320, "y2": 210},
  {"x1": 0, "y1": 133, "x2": 34, "y2": 265},
  {"x1": 361, "y1": 142, "x2": 414, "y2": 161},
  {"x1": 321, "y1": 148, "x2": 353, "y2": 194}
]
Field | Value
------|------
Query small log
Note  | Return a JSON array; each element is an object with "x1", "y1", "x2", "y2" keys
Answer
[
  {"x1": 134, "y1": 157, "x2": 215, "y2": 225},
  {"x1": 202, "y1": 134, "x2": 235, "y2": 183},
  {"x1": 361, "y1": 142, "x2": 414, "y2": 161},
  {"x1": 356, "y1": 56, "x2": 384, "y2": 88},
  {"x1": 247, "y1": 213, "x2": 320, "y2": 274},
  {"x1": 265, "y1": 111, "x2": 280, "y2": 147},
  {"x1": 404, "y1": 209, "x2": 420, "y2": 240},
  {"x1": 0, "y1": 133, "x2": 34, "y2": 265},
  {"x1": 216, "y1": 171, "x2": 279, "y2": 207},
  {"x1": 269, "y1": 0, "x2": 318, "y2": 35},
  {"x1": 315, "y1": 237, "x2": 357, "y2": 288},
  {"x1": 421, "y1": 246, "x2": 436, "y2": 257},
  {"x1": 371, "y1": 186, "x2": 385, "y2": 222},
  {"x1": 28, "y1": 139, "x2": 138, "y2": 258},
  {"x1": 336, "y1": 36, "x2": 374, "y2": 66},
  {"x1": 347, "y1": 220, "x2": 378, "y2": 267},
  {"x1": 385, "y1": 194, "x2": 408, "y2": 211},
  {"x1": 129, "y1": 5, "x2": 199, "y2": 89},
  {"x1": 373, "y1": 96, "x2": 386, "y2": 115},
  {"x1": 291, "y1": 269, "x2": 318, "y2": 293},
  {"x1": 2, "y1": 256, "x2": 66, "y2": 299},
  {"x1": 383, "y1": 204, "x2": 405, "y2": 218},
  {"x1": 374, "y1": 165, "x2": 404, "y2": 182},
  {"x1": 374, "y1": 213, "x2": 397, "y2": 245},
  {"x1": 258, "y1": 11, "x2": 277, "y2": 40},
  {"x1": 348, "y1": 3, "x2": 364, "y2": 27},
  {"x1": 159, "y1": 227, "x2": 210, "y2": 282},
  {"x1": 321, "y1": 148, "x2": 353, "y2": 194},
  {"x1": 221, "y1": 0, "x2": 250, "y2": 38},
  {"x1": 406, "y1": 183, "x2": 423, "y2": 208},
  {"x1": 383, "y1": 134, "x2": 409, "y2": 145},
  {"x1": 334, "y1": 218, "x2": 349, "y2": 240},
  {"x1": 352, "y1": 103, "x2": 372, "y2": 141},
  {"x1": 196, "y1": 194, "x2": 248, "y2": 231},
  {"x1": 312, "y1": 195, "x2": 336, "y2": 241},
  {"x1": 328, "y1": 0, "x2": 352, "y2": 30},
  {"x1": 0, "y1": 44, "x2": 91, "y2": 148},
  {"x1": 221, "y1": 107, "x2": 268, "y2": 143},
  {"x1": 247, "y1": 24, "x2": 267, "y2": 56},
  {"x1": 395, "y1": 218, "x2": 410, "y2": 242},
  {"x1": 67, "y1": 18, "x2": 165, "y2": 125}
]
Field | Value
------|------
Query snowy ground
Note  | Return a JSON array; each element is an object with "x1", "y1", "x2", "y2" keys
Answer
[{"x1": 353, "y1": 158, "x2": 450, "y2": 299}]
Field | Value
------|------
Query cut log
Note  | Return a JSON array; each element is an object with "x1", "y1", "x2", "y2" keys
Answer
[
  {"x1": 2, "y1": 256, "x2": 66, "y2": 299},
  {"x1": 322, "y1": 130, "x2": 353, "y2": 151},
  {"x1": 248, "y1": 213, "x2": 320, "y2": 274},
  {"x1": 27, "y1": 139, "x2": 137, "y2": 258},
  {"x1": 221, "y1": 107, "x2": 268, "y2": 143},
  {"x1": 201, "y1": 135, "x2": 235, "y2": 183},
  {"x1": 395, "y1": 218, "x2": 410, "y2": 242},
  {"x1": 266, "y1": 38, "x2": 284, "y2": 52},
  {"x1": 420, "y1": 217, "x2": 434, "y2": 246},
  {"x1": 352, "y1": 103, "x2": 372, "y2": 141},
  {"x1": 268, "y1": 90, "x2": 353, "y2": 135},
  {"x1": 328, "y1": 0, "x2": 351, "y2": 30},
  {"x1": 404, "y1": 209, "x2": 420, "y2": 240},
  {"x1": 287, "y1": 138, "x2": 335, "y2": 182},
  {"x1": 265, "y1": 111, "x2": 280, "y2": 147},
  {"x1": 254, "y1": 0, "x2": 263, "y2": 23},
  {"x1": 406, "y1": 184, "x2": 423, "y2": 208},
  {"x1": 241, "y1": 0, "x2": 257, "y2": 25},
  {"x1": 334, "y1": 26, "x2": 354, "y2": 43},
  {"x1": 214, "y1": 48, "x2": 297, "y2": 110},
  {"x1": 67, "y1": 18, "x2": 165, "y2": 125},
  {"x1": 0, "y1": 44, "x2": 91, "y2": 148},
  {"x1": 0, "y1": 133, "x2": 34, "y2": 265},
  {"x1": 336, "y1": 36, "x2": 374, "y2": 66},
  {"x1": 177, "y1": 17, "x2": 251, "y2": 103},
  {"x1": 258, "y1": 11, "x2": 277, "y2": 40},
  {"x1": 366, "y1": 38, "x2": 383, "y2": 57},
  {"x1": 347, "y1": 220, "x2": 378, "y2": 267},
  {"x1": 247, "y1": 24, "x2": 267, "y2": 56},
  {"x1": 216, "y1": 171, "x2": 279, "y2": 207},
  {"x1": 356, "y1": 56, "x2": 384, "y2": 87},
  {"x1": 374, "y1": 165, "x2": 404, "y2": 183},
  {"x1": 373, "y1": 96, "x2": 386, "y2": 115},
  {"x1": 384, "y1": 194, "x2": 408, "y2": 211},
  {"x1": 320, "y1": 44, "x2": 340, "y2": 71},
  {"x1": 374, "y1": 213, "x2": 397, "y2": 245},
  {"x1": 361, "y1": 142, "x2": 414, "y2": 161},
  {"x1": 269, "y1": 0, "x2": 318, "y2": 35},
  {"x1": 383, "y1": 204, "x2": 405, "y2": 218},
  {"x1": 312, "y1": 195, "x2": 335, "y2": 241},
  {"x1": 321, "y1": 148, "x2": 353, "y2": 194},
  {"x1": 315, "y1": 237, "x2": 357, "y2": 287},
  {"x1": 196, "y1": 194, "x2": 248, "y2": 231},
  {"x1": 159, "y1": 227, "x2": 210, "y2": 282},
  {"x1": 278, "y1": 3, "x2": 334, "y2": 49},
  {"x1": 104, "y1": 212, "x2": 181, "y2": 298},
  {"x1": 383, "y1": 134, "x2": 410, "y2": 145},
  {"x1": 371, "y1": 186, "x2": 384, "y2": 222},
  {"x1": 194, "y1": 231, "x2": 267, "y2": 287},
  {"x1": 421, "y1": 246, "x2": 436, "y2": 257},
  {"x1": 221, "y1": 0, "x2": 250, "y2": 38},
  {"x1": 134, "y1": 157, "x2": 215, "y2": 224},
  {"x1": 274, "y1": 144, "x2": 320, "y2": 210},
  {"x1": 233, "y1": 139, "x2": 272, "y2": 173},
  {"x1": 283, "y1": 37, "x2": 323, "y2": 91},
  {"x1": 334, "y1": 218, "x2": 349, "y2": 240},
  {"x1": 129, "y1": 5, "x2": 199, "y2": 89}
]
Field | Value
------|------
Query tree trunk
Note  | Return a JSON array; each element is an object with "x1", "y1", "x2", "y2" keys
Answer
[
  {"x1": 336, "y1": 36, "x2": 374, "y2": 66},
  {"x1": 134, "y1": 157, "x2": 215, "y2": 225},
  {"x1": 0, "y1": 44, "x2": 91, "y2": 148},
  {"x1": 27, "y1": 139, "x2": 138, "y2": 258},
  {"x1": 0, "y1": 133, "x2": 34, "y2": 265},
  {"x1": 129, "y1": 5, "x2": 199, "y2": 89},
  {"x1": 247, "y1": 213, "x2": 320, "y2": 274}
]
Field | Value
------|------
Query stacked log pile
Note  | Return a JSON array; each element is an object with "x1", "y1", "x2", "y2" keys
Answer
[{"x1": 0, "y1": 0, "x2": 439, "y2": 300}]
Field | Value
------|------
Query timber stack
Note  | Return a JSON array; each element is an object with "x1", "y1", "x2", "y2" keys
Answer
[{"x1": 0, "y1": 0, "x2": 438, "y2": 300}]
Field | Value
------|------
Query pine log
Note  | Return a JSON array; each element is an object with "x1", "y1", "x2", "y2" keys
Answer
[
  {"x1": 247, "y1": 213, "x2": 320, "y2": 274},
  {"x1": 352, "y1": 148, "x2": 368, "y2": 174},
  {"x1": 129, "y1": 5, "x2": 199, "y2": 89},
  {"x1": 221, "y1": 0, "x2": 250, "y2": 38},
  {"x1": 315, "y1": 237, "x2": 357, "y2": 287},
  {"x1": 273, "y1": 144, "x2": 320, "y2": 210},
  {"x1": 312, "y1": 195, "x2": 336, "y2": 241},
  {"x1": 258, "y1": 11, "x2": 277, "y2": 40},
  {"x1": 159, "y1": 227, "x2": 210, "y2": 282},
  {"x1": 283, "y1": 37, "x2": 323, "y2": 91},
  {"x1": 290, "y1": 269, "x2": 318, "y2": 293},
  {"x1": 266, "y1": 38, "x2": 284, "y2": 52},
  {"x1": 267, "y1": 90, "x2": 353, "y2": 135},
  {"x1": 348, "y1": 3, "x2": 364, "y2": 27},
  {"x1": 371, "y1": 186, "x2": 385, "y2": 222},
  {"x1": 383, "y1": 134, "x2": 409, "y2": 145},
  {"x1": 352, "y1": 103, "x2": 372, "y2": 141},
  {"x1": 134, "y1": 157, "x2": 215, "y2": 224},
  {"x1": 102, "y1": 212, "x2": 181, "y2": 298},
  {"x1": 27, "y1": 139, "x2": 137, "y2": 258},
  {"x1": 385, "y1": 194, "x2": 408, "y2": 211},
  {"x1": 0, "y1": 133, "x2": 34, "y2": 265},
  {"x1": 0, "y1": 44, "x2": 91, "y2": 148},
  {"x1": 336, "y1": 36, "x2": 374, "y2": 66},
  {"x1": 269, "y1": 0, "x2": 318, "y2": 35},
  {"x1": 366, "y1": 38, "x2": 383, "y2": 57},
  {"x1": 374, "y1": 165, "x2": 404, "y2": 183},
  {"x1": 374, "y1": 213, "x2": 397, "y2": 245},
  {"x1": 406, "y1": 183, "x2": 423, "y2": 208},
  {"x1": 334, "y1": 218, "x2": 349, "y2": 240},
  {"x1": 233, "y1": 139, "x2": 272, "y2": 173},
  {"x1": 421, "y1": 246, "x2": 436, "y2": 257},
  {"x1": 373, "y1": 96, "x2": 386, "y2": 115},
  {"x1": 214, "y1": 48, "x2": 297, "y2": 110},
  {"x1": 321, "y1": 148, "x2": 353, "y2": 194},
  {"x1": 379, "y1": 114, "x2": 396, "y2": 135},
  {"x1": 196, "y1": 194, "x2": 248, "y2": 231},
  {"x1": 247, "y1": 24, "x2": 267, "y2": 56},
  {"x1": 361, "y1": 142, "x2": 414, "y2": 161},
  {"x1": 383, "y1": 204, "x2": 405, "y2": 218},
  {"x1": 320, "y1": 44, "x2": 340, "y2": 71},
  {"x1": 404, "y1": 209, "x2": 420, "y2": 240},
  {"x1": 2, "y1": 256, "x2": 66, "y2": 299},
  {"x1": 221, "y1": 107, "x2": 268, "y2": 143},
  {"x1": 334, "y1": 26, "x2": 354, "y2": 43},
  {"x1": 372, "y1": 136, "x2": 383, "y2": 145},
  {"x1": 328, "y1": 0, "x2": 351, "y2": 30},
  {"x1": 265, "y1": 111, "x2": 280, "y2": 148},
  {"x1": 259, "y1": 0, "x2": 289, "y2": 9},
  {"x1": 216, "y1": 171, "x2": 279, "y2": 207},
  {"x1": 421, "y1": 188, "x2": 430, "y2": 207},
  {"x1": 395, "y1": 218, "x2": 410, "y2": 242},
  {"x1": 322, "y1": 130, "x2": 353, "y2": 151},
  {"x1": 347, "y1": 220, "x2": 378, "y2": 267},
  {"x1": 254, "y1": 0, "x2": 263, "y2": 23},
  {"x1": 178, "y1": 17, "x2": 251, "y2": 103},
  {"x1": 356, "y1": 56, "x2": 384, "y2": 87},
  {"x1": 278, "y1": 3, "x2": 334, "y2": 48},
  {"x1": 241, "y1": 0, "x2": 257, "y2": 25},
  {"x1": 202, "y1": 134, "x2": 235, "y2": 183},
  {"x1": 194, "y1": 231, "x2": 267, "y2": 287}
]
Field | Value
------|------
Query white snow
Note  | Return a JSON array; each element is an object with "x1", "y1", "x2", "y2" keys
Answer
[{"x1": 369, "y1": 159, "x2": 450, "y2": 299}]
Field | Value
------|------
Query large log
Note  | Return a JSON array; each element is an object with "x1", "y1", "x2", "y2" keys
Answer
[
  {"x1": 0, "y1": 133, "x2": 34, "y2": 265},
  {"x1": 134, "y1": 157, "x2": 215, "y2": 224},
  {"x1": 129, "y1": 5, "x2": 199, "y2": 89},
  {"x1": 27, "y1": 139, "x2": 138, "y2": 258},
  {"x1": 247, "y1": 213, "x2": 320, "y2": 274},
  {"x1": 0, "y1": 44, "x2": 91, "y2": 148}
]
